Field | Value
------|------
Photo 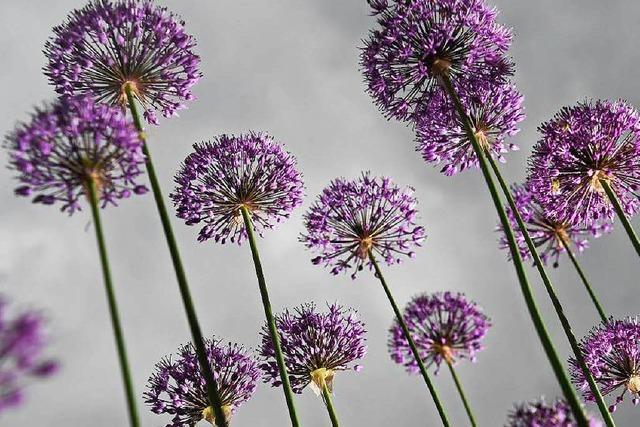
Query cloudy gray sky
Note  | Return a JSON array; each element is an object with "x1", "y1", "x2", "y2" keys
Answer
[{"x1": 2, "y1": 1, "x2": 640, "y2": 426}]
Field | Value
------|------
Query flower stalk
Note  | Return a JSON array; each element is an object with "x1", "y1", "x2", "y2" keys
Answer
[
  {"x1": 321, "y1": 381, "x2": 340, "y2": 427},
  {"x1": 87, "y1": 178, "x2": 140, "y2": 427},
  {"x1": 446, "y1": 361, "x2": 477, "y2": 427},
  {"x1": 368, "y1": 250, "x2": 451, "y2": 427},
  {"x1": 600, "y1": 179, "x2": 640, "y2": 258},
  {"x1": 439, "y1": 73, "x2": 590, "y2": 426},
  {"x1": 124, "y1": 85, "x2": 228, "y2": 427},
  {"x1": 240, "y1": 206, "x2": 301, "y2": 427}
]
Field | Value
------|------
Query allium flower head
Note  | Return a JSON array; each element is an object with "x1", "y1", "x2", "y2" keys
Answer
[
  {"x1": 301, "y1": 173, "x2": 426, "y2": 279},
  {"x1": 498, "y1": 183, "x2": 612, "y2": 268},
  {"x1": 0, "y1": 296, "x2": 58, "y2": 414},
  {"x1": 171, "y1": 133, "x2": 304, "y2": 244},
  {"x1": 389, "y1": 292, "x2": 489, "y2": 373},
  {"x1": 259, "y1": 303, "x2": 367, "y2": 394},
  {"x1": 145, "y1": 338, "x2": 259, "y2": 427},
  {"x1": 529, "y1": 100, "x2": 640, "y2": 225},
  {"x1": 4, "y1": 95, "x2": 147, "y2": 214},
  {"x1": 44, "y1": 0, "x2": 202, "y2": 124},
  {"x1": 570, "y1": 317, "x2": 640, "y2": 413},
  {"x1": 506, "y1": 398, "x2": 603, "y2": 427},
  {"x1": 361, "y1": 0, "x2": 514, "y2": 120},
  {"x1": 416, "y1": 82, "x2": 524, "y2": 175}
]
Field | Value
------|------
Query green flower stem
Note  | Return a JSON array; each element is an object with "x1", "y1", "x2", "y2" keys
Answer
[
  {"x1": 368, "y1": 250, "x2": 451, "y2": 427},
  {"x1": 87, "y1": 179, "x2": 140, "y2": 427},
  {"x1": 600, "y1": 179, "x2": 640, "y2": 258},
  {"x1": 445, "y1": 362, "x2": 477, "y2": 427},
  {"x1": 124, "y1": 85, "x2": 228, "y2": 427},
  {"x1": 438, "y1": 74, "x2": 590, "y2": 426},
  {"x1": 321, "y1": 383, "x2": 340, "y2": 427},
  {"x1": 240, "y1": 206, "x2": 301, "y2": 427},
  {"x1": 558, "y1": 238, "x2": 608, "y2": 323},
  {"x1": 485, "y1": 152, "x2": 615, "y2": 427}
]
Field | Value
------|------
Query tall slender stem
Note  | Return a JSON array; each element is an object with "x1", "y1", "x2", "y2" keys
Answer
[
  {"x1": 124, "y1": 85, "x2": 228, "y2": 427},
  {"x1": 87, "y1": 179, "x2": 140, "y2": 427},
  {"x1": 558, "y1": 238, "x2": 608, "y2": 323},
  {"x1": 485, "y1": 152, "x2": 616, "y2": 427},
  {"x1": 439, "y1": 74, "x2": 590, "y2": 425},
  {"x1": 600, "y1": 179, "x2": 640, "y2": 258},
  {"x1": 321, "y1": 383, "x2": 340, "y2": 427},
  {"x1": 368, "y1": 250, "x2": 451, "y2": 427},
  {"x1": 445, "y1": 362, "x2": 477, "y2": 427},
  {"x1": 240, "y1": 206, "x2": 301, "y2": 427}
]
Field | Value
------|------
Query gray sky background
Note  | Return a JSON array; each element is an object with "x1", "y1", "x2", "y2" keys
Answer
[{"x1": 2, "y1": 1, "x2": 640, "y2": 426}]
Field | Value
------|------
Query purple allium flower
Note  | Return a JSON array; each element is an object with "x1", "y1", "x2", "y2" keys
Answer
[
  {"x1": 570, "y1": 317, "x2": 640, "y2": 413},
  {"x1": 528, "y1": 100, "x2": 640, "y2": 225},
  {"x1": 301, "y1": 173, "x2": 426, "y2": 279},
  {"x1": 416, "y1": 82, "x2": 524, "y2": 175},
  {"x1": 259, "y1": 303, "x2": 367, "y2": 394},
  {"x1": 506, "y1": 398, "x2": 603, "y2": 427},
  {"x1": 145, "y1": 338, "x2": 259, "y2": 427},
  {"x1": 360, "y1": 0, "x2": 513, "y2": 121},
  {"x1": 44, "y1": 0, "x2": 201, "y2": 124},
  {"x1": 171, "y1": 133, "x2": 304, "y2": 244},
  {"x1": 498, "y1": 183, "x2": 612, "y2": 268},
  {"x1": 389, "y1": 292, "x2": 489, "y2": 373},
  {"x1": 4, "y1": 95, "x2": 147, "y2": 214},
  {"x1": 0, "y1": 296, "x2": 58, "y2": 414}
]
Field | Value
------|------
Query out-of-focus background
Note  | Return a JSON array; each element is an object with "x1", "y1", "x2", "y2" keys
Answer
[{"x1": 2, "y1": 1, "x2": 639, "y2": 425}]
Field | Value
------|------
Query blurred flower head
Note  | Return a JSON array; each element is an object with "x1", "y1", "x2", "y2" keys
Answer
[{"x1": 506, "y1": 398, "x2": 602, "y2": 427}]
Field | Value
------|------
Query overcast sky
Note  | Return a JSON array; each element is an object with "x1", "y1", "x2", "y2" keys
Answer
[{"x1": 2, "y1": 1, "x2": 640, "y2": 426}]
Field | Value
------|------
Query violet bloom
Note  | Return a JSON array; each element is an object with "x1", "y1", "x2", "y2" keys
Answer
[
  {"x1": 44, "y1": 0, "x2": 201, "y2": 124},
  {"x1": 507, "y1": 398, "x2": 602, "y2": 427},
  {"x1": 498, "y1": 183, "x2": 612, "y2": 268},
  {"x1": 0, "y1": 296, "x2": 58, "y2": 414},
  {"x1": 259, "y1": 303, "x2": 367, "y2": 394},
  {"x1": 360, "y1": 0, "x2": 513, "y2": 121},
  {"x1": 4, "y1": 95, "x2": 147, "y2": 214},
  {"x1": 416, "y1": 82, "x2": 524, "y2": 175},
  {"x1": 529, "y1": 100, "x2": 640, "y2": 225},
  {"x1": 570, "y1": 317, "x2": 640, "y2": 413},
  {"x1": 301, "y1": 173, "x2": 426, "y2": 279},
  {"x1": 389, "y1": 292, "x2": 489, "y2": 373},
  {"x1": 145, "y1": 338, "x2": 259, "y2": 427},
  {"x1": 171, "y1": 133, "x2": 304, "y2": 244}
]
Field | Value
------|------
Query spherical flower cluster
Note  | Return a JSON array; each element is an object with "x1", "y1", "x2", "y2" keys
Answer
[
  {"x1": 301, "y1": 173, "x2": 426, "y2": 279},
  {"x1": 506, "y1": 398, "x2": 602, "y2": 427},
  {"x1": 498, "y1": 183, "x2": 611, "y2": 268},
  {"x1": 259, "y1": 303, "x2": 367, "y2": 394},
  {"x1": 145, "y1": 338, "x2": 259, "y2": 427},
  {"x1": 570, "y1": 317, "x2": 640, "y2": 413},
  {"x1": 389, "y1": 292, "x2": 489, "y2": 373},
  {"x1": 0, "y1": 296, "x2": 58, "y2": 414},
  {"x1": 361, "y1": 0, "x2": 513, "y2": 121},
  {"x1": 4, "y1": 95, "x2": 147, "y2": 214},
  {"x1": 529, "y1": 100, "x2": 640, "y2": 225},
  {"x1": 416, "y1": 82, "x2": 524, "y2": 176},
  {"x1": 171, "y1": 133, "x2": 304, "y2": 245},
  {"x1": 44, "y1": 0, "x2": 201, "y2": 124}
]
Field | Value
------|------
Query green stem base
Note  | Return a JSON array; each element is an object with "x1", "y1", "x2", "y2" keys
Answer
[{"x1": 446, "y1": 362, "x2": 477, "y2": 427}]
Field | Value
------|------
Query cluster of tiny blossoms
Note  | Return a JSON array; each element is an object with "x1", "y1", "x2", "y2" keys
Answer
[
  {"x1": 529, "y1": 100, "x2": 640, "y2": 225},
  {"x1": 570, "y1": 317, "x2": 640, "y2": 413},
  {"x1": 259, "y1": 303, "x2": 366, "y2": 394},
  {"x1": 145, "y1": 338, "x2": 259, "y2": 427},
  {"x1": 301, "y1": 173, "x2": 425, "y2": 279},
  {"x1": 361, "y1": 0, "x2": 513, "y2": 121},
  {"x1": 498, "y1": 183, "x2": 611, "y2": 268},
  {"x1": 4, "y1": 95, "x2": 147, "y2": 214},
  {"x1": 506, "y1": 398, "x2": 602, "y2": 427},
  {"x1": 0, "y1": 297, "x2": 58, "y2": 414},
  {"x1": 389, "y1": 292, "x2": 489, "y2": 373},
  {"x1": 171, "y1": 133, "x2": 304, "y2": 245},
  {"x1": 44, "y1": 0, "x2": 201, "y2": 124}
]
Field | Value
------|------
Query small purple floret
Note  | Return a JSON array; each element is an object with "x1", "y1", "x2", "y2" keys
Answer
[
  {"x1": 4, "y1": 95, "x2": 147, "y2": 214},
  {"x1": 259, "y1": 303, "x2": 367, "y2": 394},
  {"x1": 389, "y1": 292, "x2": 489, "y2": 373},
  {"x1": 507, "y1": 398, "x2": 603, "y2": 427},
  {"x1": 171, "y1": 133, "x2": 304, "y2": 245}
]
